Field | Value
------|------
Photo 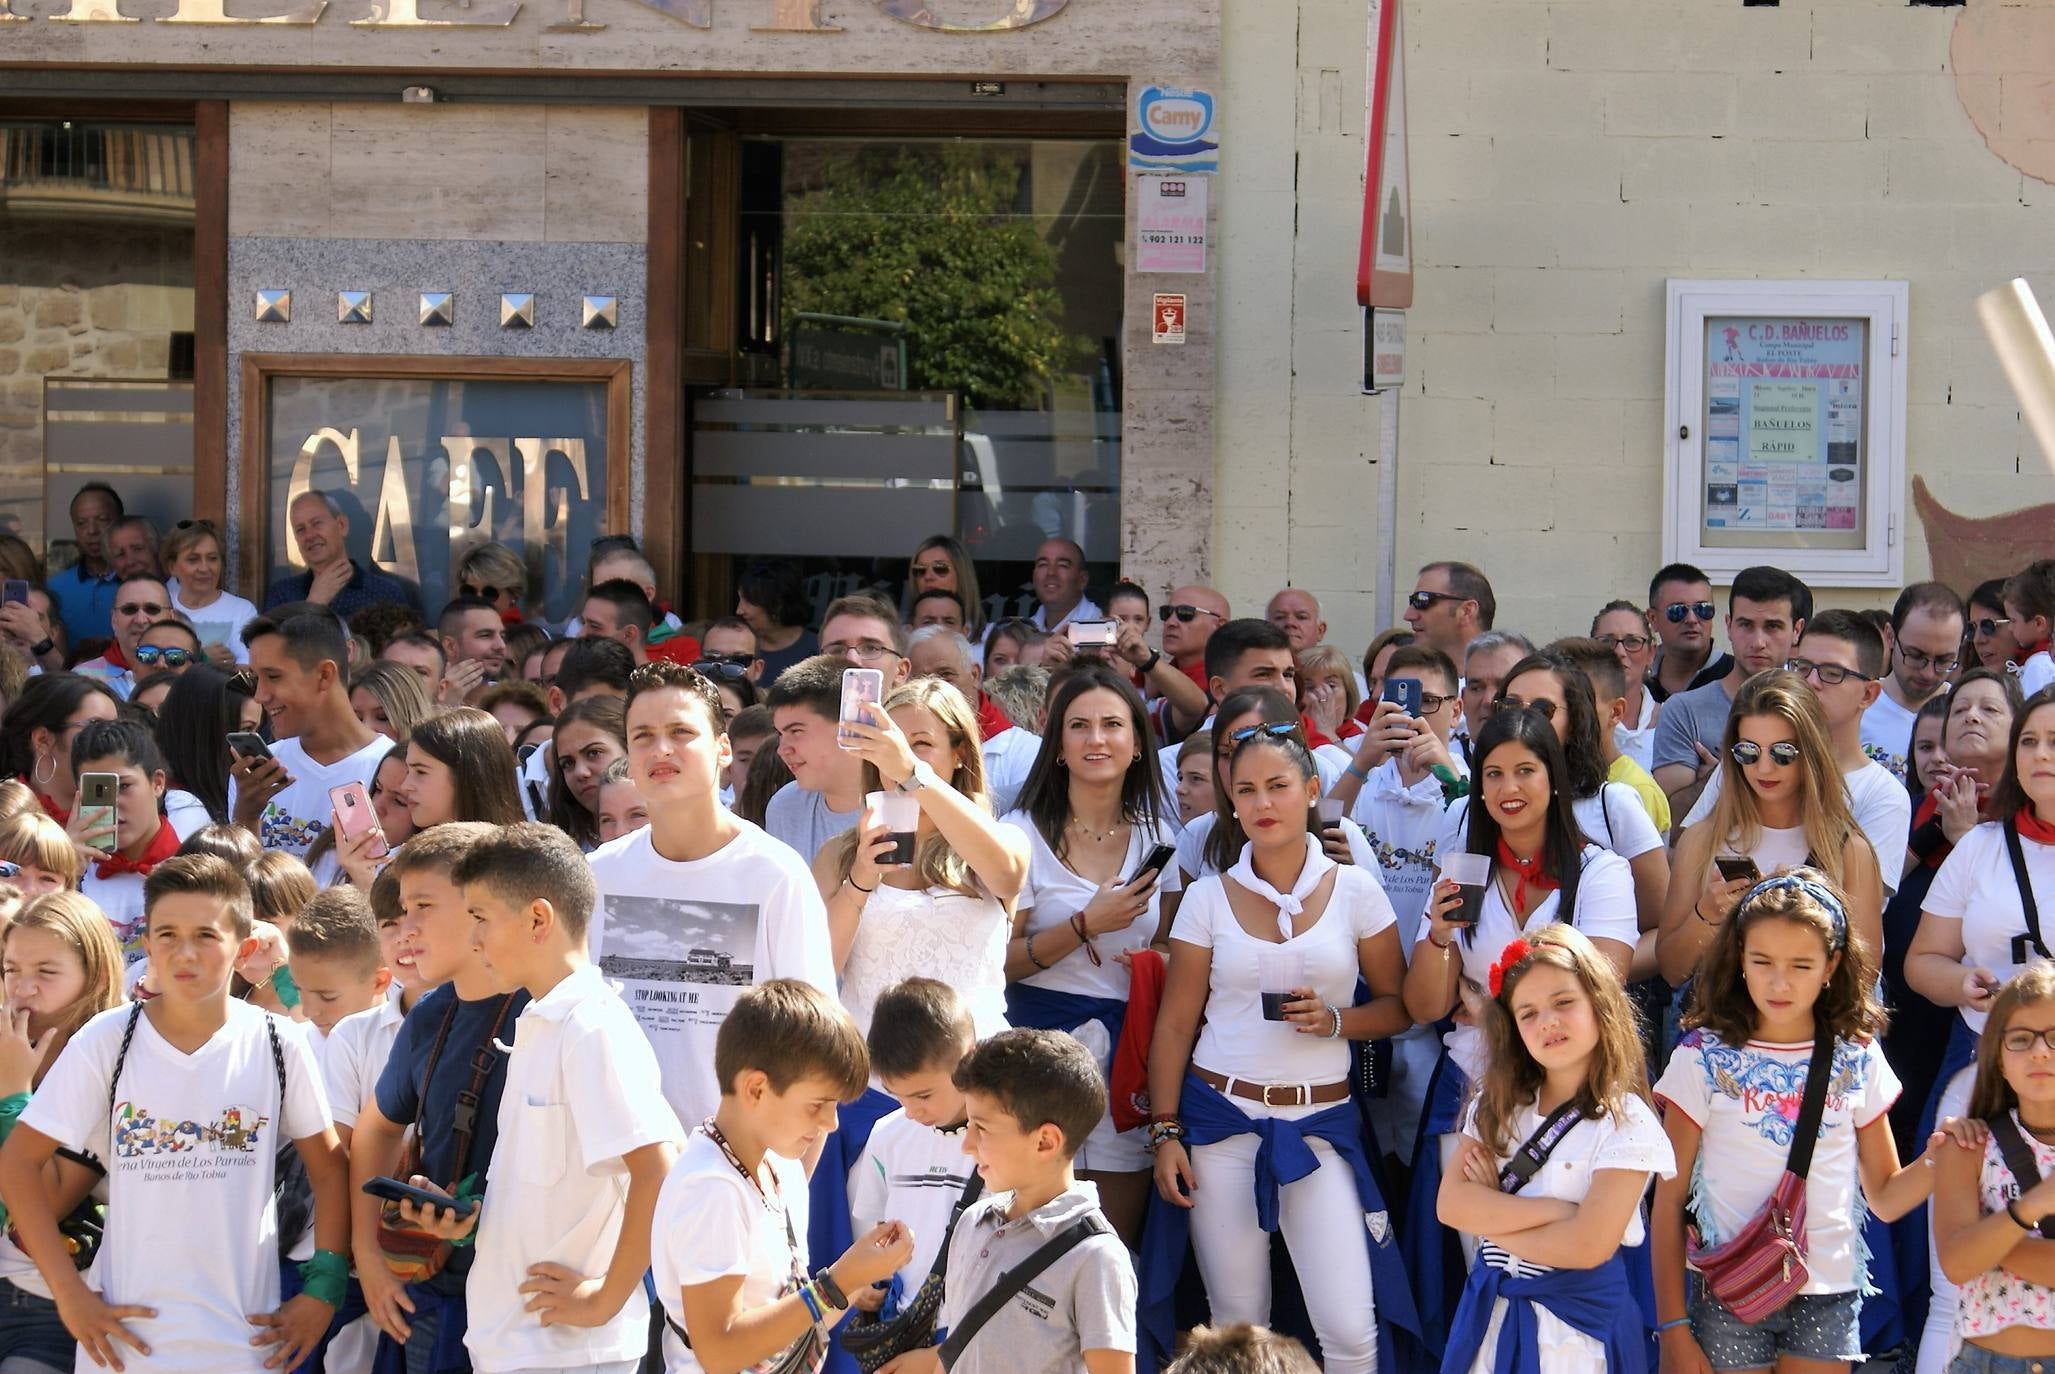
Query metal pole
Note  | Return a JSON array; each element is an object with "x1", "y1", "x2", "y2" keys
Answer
[{"x1": 1376, "y1": 386, "x2": 1399, "y2": 633}]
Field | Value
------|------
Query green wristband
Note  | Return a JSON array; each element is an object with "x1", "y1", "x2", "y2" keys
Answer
[{"x1": 297, "y1": 1248, "x2": 350, "y2": 1308}]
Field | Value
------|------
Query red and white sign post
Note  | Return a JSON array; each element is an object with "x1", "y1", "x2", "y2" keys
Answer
[{"x1": 1361, "y1": 0, "x2": 1413, "y2": 629}]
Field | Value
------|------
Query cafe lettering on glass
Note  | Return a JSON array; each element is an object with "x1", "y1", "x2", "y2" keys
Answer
[{"x1": 0, "y1": 0, "x2": 1070, "y2": 30}]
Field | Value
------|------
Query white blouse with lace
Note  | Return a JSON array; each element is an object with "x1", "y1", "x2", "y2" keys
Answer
[{"x1": 838, "y1": 880, "x2": 1012, "y2": 1041}]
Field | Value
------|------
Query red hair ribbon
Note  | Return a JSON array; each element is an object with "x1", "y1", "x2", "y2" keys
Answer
[{"x1": 1487, "y1": 937, "x2": 1532, "y2": 999}]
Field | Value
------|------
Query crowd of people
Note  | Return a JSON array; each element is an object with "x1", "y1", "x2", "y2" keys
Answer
[{"x1": 0, "y1": 478, "x2": 2051, "y2": 1374}]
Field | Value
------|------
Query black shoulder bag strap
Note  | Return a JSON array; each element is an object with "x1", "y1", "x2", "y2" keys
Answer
[
  {"x1": 937, "y1": 1212, "x2": 1113, "y2": 1371},
  {"x1": 1784, "y1": 1031, "x2": 1838, "y2": 1180},
  {"x1": 446, "y1": 996, "x2": 517, "y2": 1188},
  {"x1": 918, "y1": 1171, "x2": 987, "y2": 1287},
  {"x1": 2008, "y1": 820, "x2": 2050, "y2": 965},
  {"x1": 1986, "y1": 1112, "x2": 2055, "y2": 1238},
  {"x1": 1499, "y1": 1100, "x2": 1584, "y2": 1194}
]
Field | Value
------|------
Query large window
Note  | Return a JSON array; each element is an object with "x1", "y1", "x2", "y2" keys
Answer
[
  {"x1": 704, "y1": 135, "x2": 1124, "y2": 626},
  {"x1": 0, "y1": 119, "x2": 196, "y2": 565}
]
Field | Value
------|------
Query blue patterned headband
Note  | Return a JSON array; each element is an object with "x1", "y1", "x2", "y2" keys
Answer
[{"x1": 1741, "y1": 873, "x2": 1848, "y2": 951}]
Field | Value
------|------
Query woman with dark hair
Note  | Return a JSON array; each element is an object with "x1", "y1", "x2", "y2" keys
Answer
[
  {"x1": 0, "y1": 673, "x2": 119, "y2": 822},
  {"x1": 1397, "y1": 704, "x2": 1638, "y2": 1341},
  {"x1": 1968, "y1": 577, "x2": 2028, "y2": 674},
  {"x1": 999, "y1": 663, "x2": 1180, "y2": 1244},
  {"x1": 982, "y1": 616, "x2": 1048, "y2": 676},
  {"x1": 154, "y1": 663, "x2": 264, "y2": 830},
  {"x1": 549, "y1": 695, "x2": 626, "y2": 850},
  {"x1": 906, "y1": 534, "x2": 986, "y2": 639},
  {"x1": 400, "y1": 707, "x2": 523, "y2": 828},
  {"x1": 735, "y1": 558, "x2": 816, "y2": 680},
  {"x1": 70, "y1": 717, "x2": 181, "y2": 957}
]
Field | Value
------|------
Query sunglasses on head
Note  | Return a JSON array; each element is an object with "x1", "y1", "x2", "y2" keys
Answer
[
  {"x1": 1494, "y1": 695, "x2": 1558, "y2": 721},
  {"x1": 1228, "y1": 721, "x2": 1302, "y2": 745},
  {"x1": 1160, "y1": 603, "x2": 1222, "y2": 624},
  {"x1": 1665, "y1": 601, "x2": 1717, "y2": 623},
  {"x1": 117, "y1": 602, "x2": 166, "y2": 618},
  {"x1": 1406, "y1": 590, "x2": 1465, "y2": 611},
  {"x1": 1973, "y1": 616, "x2": 2014, "y2": 638},
  {"x1": 1731, "y1": 740, "x2": 1801, "y2": 768},
  {"x1": 134, "y1": 645, "x2": 194, "y2": 667}
]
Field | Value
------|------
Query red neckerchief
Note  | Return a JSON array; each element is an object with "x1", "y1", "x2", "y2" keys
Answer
[
  {"x1": 1300, "y1": 712, "x2": 1336, "y2": 752},
  {"x1": 101, "y1": 641, "x2": 129, "y2": 670},
  {"x1": 94, "y1": 820, "x2": 178, "y2": 880},
  {"x1": 2025, "y1": 637, "x2": 2053, "y2": 662},
  {"x1": 1496, "y1": 838, "x2": 1560, "y2": 913},
  {"x1": 2019, "y1": 807, "x2": 2055, "y2": 847},
  {"x1": 23, "y1": 777, "x2": 67, "y2": 825},
  {"x1": 975, "y1": 691, "x2": 1011, "y2": 743},
  {"x1": 1353, "y1": 697, "x2": 1379, "y2": 727}
]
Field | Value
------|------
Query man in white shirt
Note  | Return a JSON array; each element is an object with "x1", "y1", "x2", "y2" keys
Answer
[
  {"x1": 588, "y1": 660, "x2": 837, "y2": 1131},
  {"x1": 1682, "y1": 609, "x2": 1911, "y2": 893},
  {"x1": 232, "y1": 608, "x2": 389, "y2": 859},
  {"x1": 1154, "y1": 619, "x2": 1340, "y2": 806},
  {"x1": 1027, "y1": 537, "x2": 1101, "y2": 633},
  {"x1": 1861, "y1": 582, "x2": 1965, "y2": 784}
]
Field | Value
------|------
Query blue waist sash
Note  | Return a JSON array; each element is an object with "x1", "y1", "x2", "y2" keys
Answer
[
  {"x1": 1004, "y1": 983, "x2": 1126, "y2": 1048},
  {"x1": 371, "y1": 1276, "x2": 470, "y2": 1374},
  {"x1": 1442, "y1": 1253, "x2": 1644, "y2": 1374},
  {"x1": 1138, "y1": 1073, "x2": 1420, "y2": 1372}
]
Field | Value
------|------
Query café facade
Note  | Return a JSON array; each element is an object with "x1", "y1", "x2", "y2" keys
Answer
[{"x1": 0, "y1": 0, "x2": 1219, "y2": 624}]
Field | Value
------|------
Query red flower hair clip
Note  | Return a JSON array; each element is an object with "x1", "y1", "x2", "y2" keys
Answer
[{"x1": 1487, "y1": 937, "x2": 1533, "y2": 999}]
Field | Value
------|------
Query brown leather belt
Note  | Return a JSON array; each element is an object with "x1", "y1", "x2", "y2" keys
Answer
[{"x1": 1194, "y1": 1065, "x2": 1350, "y2": 1108}]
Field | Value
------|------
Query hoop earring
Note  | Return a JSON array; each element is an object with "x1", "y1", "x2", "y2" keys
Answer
[{"x1": 31, "y1": 752, "x2": 53, "y2": 786}]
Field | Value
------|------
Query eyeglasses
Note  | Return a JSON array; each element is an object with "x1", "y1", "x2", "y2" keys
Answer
[
  {"x1": 1665, "y1": 601, "x2": 1717, "y2": 623},
  {"x1": 1596, "y1": 634, "x2": 1651, "y2": 652},
  {"x1": 1784, "y1": 658, "x2": 1873, "y2": 686},
  {"x1": 1495, "y1": 695, "x2": 1559, "y2": 721},
  {"x1": 134, "y1": 646, "x2": 194, "y2": 667},
  {"x1": 1731, "y1": 740, "x2": 1802, "y2": 768},
  {"x1": 1228, "y1": 722, "x2": 1302, "y2": 745},
  {"x1": 1897, "y1": 644, "x2": 1959, "y2": 674},
  {"x1": 1406, "y1": 590, "x2": 1465, "y2": 612},
  {"x1": 1160, "y1": 604, "x2": 1224, "y2": 624},
  {"x1": 823, "y1": 639, "x2": 901, "y2": 665},
  {"x1": 116, "y1": 602, "x2": 166, "y2": 618},
  {"x1": 459, "y1": 583, "x2": 509, "y2": 604},
  {"x1": 691, "y1": 658, "x2": 751, "y2": 681},
  {"x1": 1973, "y1": 617, "x2": 2015, "y2": 639},
  {"x1": 2004, "y1": 1028, "x2": 2055, "y2": 1053},
  {"x1": 1417, "y1": 690, "x2": 1458, "y2": 714}
]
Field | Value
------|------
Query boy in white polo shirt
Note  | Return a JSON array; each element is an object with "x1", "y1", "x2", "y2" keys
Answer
[{"x1": 403, "y1": 822, "x2": 682, "y2": 1374}]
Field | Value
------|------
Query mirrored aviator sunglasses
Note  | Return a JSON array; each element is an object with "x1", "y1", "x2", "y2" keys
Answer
[{"x1": 1730, "y1": 740, "x2": 1801, "y2": 768}]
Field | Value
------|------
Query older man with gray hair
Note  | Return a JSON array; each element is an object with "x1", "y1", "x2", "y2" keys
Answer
[
  {"x1": 264, "y1": 489, "x2": 420, "y2": 616},
  {"x1": 909, "y1": 625, "x2": 1042, "y2": 813}
]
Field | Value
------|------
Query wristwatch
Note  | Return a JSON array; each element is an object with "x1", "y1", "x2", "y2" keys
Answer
[
  {"x1": 1141, "y1": 648, "x2": 1162, "y2": 674},
  {"x1": 895, "y1": 759, "x2": 936, "y2": 795}
]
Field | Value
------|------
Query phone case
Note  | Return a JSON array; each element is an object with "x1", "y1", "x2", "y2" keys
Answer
[
  {"x1": 77, "y1": 774, "x2": 118, "y2": 855},
  {"x1": 838, "y1": 669, "x2": 884, "y2": 749},
  {"x1": 329, "y1": 784, "x2": 389, "y2": 859},
  {"x1": 1383, "y1": 679, "x2": 1423, "y2": 715}
]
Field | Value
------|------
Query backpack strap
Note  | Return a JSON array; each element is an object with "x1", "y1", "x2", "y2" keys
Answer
[
  {"x1": 446, "y1": 996, "x2": 517, "y2": 1186},
  {"x1": 1782, "y1": 1031, "x2": 1838, "y2": 1180},
  {"x1": 938, "y1": 1212, "x2": 1113, "y2": 1371},
  {"x1": 2008, "y1": 821, "x2": 2050, "y2": 965},
  {"x1": 1986, "y1": 1113, "x2": 2055, "y2": 1239},
  {"x1": 1499, "y1": 1100, "x2": 1584, "y2": 1194}
]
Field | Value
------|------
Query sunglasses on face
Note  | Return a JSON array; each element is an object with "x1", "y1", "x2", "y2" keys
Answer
[
  {"x1": 117, "y1": 602, "x2": 166, "y2": 618},
  {"x1": 691, "y1": 658, "x2": 751, "y2": 681},
  {"x1": 1973, "y1": 617, "x2": 2014, "y2": 638},
  {"x1": 1228, "y1": 722, "x2": 1302, "y2": 745},
  {"x1": 134, "y1": 646, "x2": 194, "y2": 667},
  {"x1": 1731, "y1": 740, "x2": 1801, "y2": 768},
  {"x1": 1160, "y1": 603, "x2": 1223, "y2": 624},
  {"x1": 1494, "y1": 695, "x2": 1559, "y2": 721},
  {"x1": 1897, "y1": 645, "x2": 1959, "y2": 674},
  {"x1": 1784, "y1": 657, "x2": 1872, "y2": 686},
  {"x1": 910, "y1": 561, "x2": 953, "y2": 579},
  {"x1": 0, "y1": 861, "x2": 19, "y2": 879},
  {"x1": 1596, "y1": 634, "x2": 1651, "y2": 652},
  {"x1": 1665, "y1": 601, "x2": 1717, "y2": 623},
  {"x1": 1406, "y1": 590, "x2": 1465, "y2": 611},
  {"x1": 459, "y1": 583, "x2": 509, "y2": 604}
]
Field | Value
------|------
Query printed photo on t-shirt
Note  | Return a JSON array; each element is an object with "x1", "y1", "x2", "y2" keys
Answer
[{"x1": 598, "y1": 895, "x2": 759, "y2": 987}]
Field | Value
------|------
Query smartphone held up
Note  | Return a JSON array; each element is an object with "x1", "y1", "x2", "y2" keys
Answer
[{"x1": 838, "y1": 669, "x2": 884, "y2": 751}]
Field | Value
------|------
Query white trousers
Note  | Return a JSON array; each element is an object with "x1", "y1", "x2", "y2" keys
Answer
[
  {"x1": 1916, "y1": 1065, "x2": 1977, "y2": 1374},
  {"x1": 1189, "y1": 1112, "x2": 1380, "y2": 1374}
]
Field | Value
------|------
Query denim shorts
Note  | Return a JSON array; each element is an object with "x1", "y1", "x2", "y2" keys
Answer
[
  {"x1": 1690, "y1": 1286, "x2": 1863, "y2": 1369},
  {"x1": 0, "y1": 1277, "x2": 77, "y2": 1373},
  {"x1": 1951, "y1": 1344, "x2": 2055, "y2": 1374}
]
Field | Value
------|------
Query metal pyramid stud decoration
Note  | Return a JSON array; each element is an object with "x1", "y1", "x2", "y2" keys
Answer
[
  {"x1": 254, "y1": 290, "x2": 291, "y2": 324},
  {"x1": 500, "y1": 293, "x2": 535, "y2": 329},
  {"x1": 419, "y1": 292, "x2": 455, "y2": 327},
  {"x1": 581, "y1": 295, "x2": 617, "y2": 330},
  {"x1": 337, "y1": 291, "x2": 373, "y2": 324}
]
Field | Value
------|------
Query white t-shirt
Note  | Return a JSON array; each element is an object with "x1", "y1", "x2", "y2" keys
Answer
[
  {"x1": 1614, "y1": 692, "x2": 1660, "y2": 774},
  {"x1": 1437, "y1": 784, "x2": 1663, "y2": 866},
  {"x1": 1461, "y1": 1092, "x2": 1673, "y2": 1258},
  {"x1": 229, "y1": 734, "x2": 389, "y2": 860},
  {"x1": 170, "y1": 584, "x2": 259, "y2": 665},
  {"x1": 466, "y1": 965, "x2": 683, "y2": 1374},
  {"x1": 1924, "y1": 821, "x2": 2055, "y2": 1034},
  {"x1": 2022, "y1": 650, "x2": 2055, "y2": 699},
  {"x1": 1860, "y1": 691, "x2": 1922, "y2": 784},
  {"x1": 1417, "y1": 846, "x2": 1638, "y2": 1081},
  {"x1": 653, "y1": 1128, "x2": 814, "y2": 1374},
  {"x1": 79, "y1": 866, "x2": 147, "y2": 963},
  {"x1": 588, "y1": 822, "x2": 838, "y2": 1132},
  {"x1": 20, "y1": 1001, "x2": 331, "y2": 1374},
  {"x1": 849, "y1": 1109, "x2": 978, "y2": 1291},
  {"x1": 1349, "y1": 758, "x2": 1454, "y2": 955},
  {"x1": 321, "y1": 985, "x2": 407, "y2": 1130},
  {"x1": 1718, "y1": 822, "x2": 1812, "y2": 877},
  {"x1": 1171, "y1": 865, "x2": 1396, "y2": 1083},
  {"x1": 1683, "y1": 758, "x2": 1908, "y2": 893},
  {"x1": 1003, "y1": 811, "x2": 1184, "y2": 1003},
  {"x1": 1655, "y1": 1030, "x2": 1899, "y2": 1293},
  {"x1": 762, "y1": 782, "x2": 862, "y2": 865},
  {"x1": 981, "y1": 727, "x2": 1043, "y2": 817}
]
